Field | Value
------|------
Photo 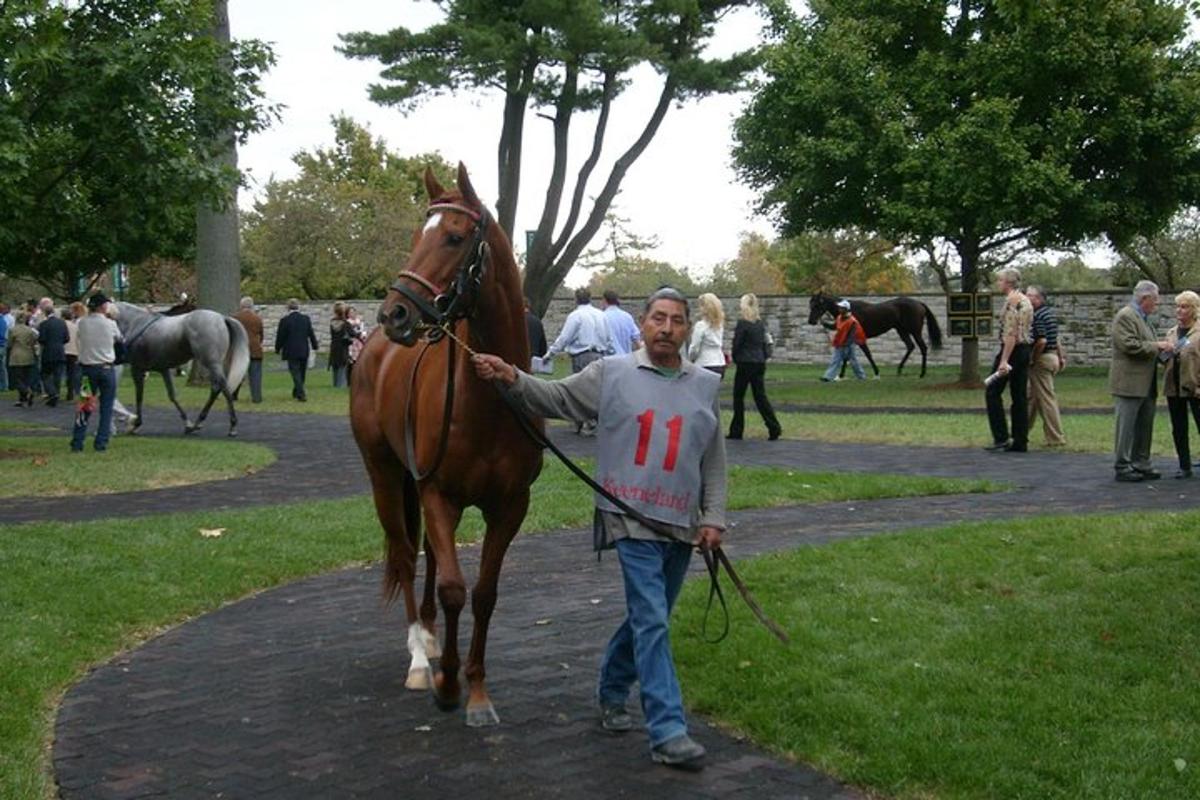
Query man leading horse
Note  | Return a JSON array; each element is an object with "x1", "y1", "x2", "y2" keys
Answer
[{"x1": 473, "y1": 286, "x2": 726, "y2": 772}]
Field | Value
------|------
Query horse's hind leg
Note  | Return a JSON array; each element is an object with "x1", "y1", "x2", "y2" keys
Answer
[
  {"x1": 464, "y1": 491, "x2": 530, "y2": 727},
  {"x1": 859, "y1": 342, "x2": 881, "y2": 377},
  {"x1": 160, "y1": 370, "x2": 192, "y2": 432},
  {"x1": 914, "y1": 334, "x2": 929, "y2": 378},
  {"x1": 192, "y1": 374, "x2": 232, "y2": 435}
]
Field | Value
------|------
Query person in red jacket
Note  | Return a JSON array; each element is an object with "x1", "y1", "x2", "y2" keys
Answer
[{"x1": 820, "y1": 300, "x2": 867, "y2": 381}]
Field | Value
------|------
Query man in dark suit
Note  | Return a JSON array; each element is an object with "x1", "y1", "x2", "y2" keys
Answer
[
  {"x1": 524, "y1": 296, "x2": 547, "y2": 359},
  {"x1": 36, "y1": 302, "x2": 70, "y2": 407},
  {"x1": 275, "y1": 298, "x2": 319, "y2": 402}
]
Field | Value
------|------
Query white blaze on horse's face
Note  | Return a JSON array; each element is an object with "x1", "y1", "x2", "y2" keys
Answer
[{"x1": 423, "y1": 212, "x2": 443, "y2": 234}]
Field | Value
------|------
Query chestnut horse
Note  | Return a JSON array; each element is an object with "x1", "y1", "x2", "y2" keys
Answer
[{"x1": 350, "y1": 165, "x2": 543, "y2": 727}]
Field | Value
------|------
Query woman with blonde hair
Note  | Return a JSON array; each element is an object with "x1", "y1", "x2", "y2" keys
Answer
[
  {"x1": 688, "y1": 293, "x2": 727, "y2": 377},
  {"x1": 1164, "y1": 289, "x2": 1200, "y2": 478},
  {"x1": 728, "y1": 293, "x2": 782, "y2": 440}
]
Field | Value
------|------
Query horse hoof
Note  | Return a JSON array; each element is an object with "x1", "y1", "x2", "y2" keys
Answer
[
  {"x1": 405, "y1": 668, "x2": 430, "y2": 691},
  {"x1": 465, "y1": 703, "x2": 500, "y2": 728}
]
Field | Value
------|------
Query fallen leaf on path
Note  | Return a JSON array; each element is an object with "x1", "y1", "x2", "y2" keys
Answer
[
  {"x1": 1174, "y1": 758, "x2": 1187, "y2": 772},
  {"x1": 199, "y1": 528, "x2": 226, "y2": 538},
  {"x1": 414, "y1": 725, "x2": 432, "y2": 732},
  {"x1": 534, "y1": 618, "x2": 552, "y2": 626}
]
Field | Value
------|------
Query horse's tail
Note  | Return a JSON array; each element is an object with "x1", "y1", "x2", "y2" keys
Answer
[
  {"x1": 223, "y1": 316, "x2": 251, "y2": 391},
  {"x1": 924, "y1": 304, "x2": 944, "y2": 349}
]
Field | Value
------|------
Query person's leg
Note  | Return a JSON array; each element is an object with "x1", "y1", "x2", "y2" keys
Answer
[
  {"x1": 13, "y1": 365, "x2": 32, "y2": 405},
  {"x1": 71, "y1": 369, "x2": 100, "y2": 451},
  {"x1": 1008, "y1": 346, "x2": 1030, "y2": 449},
  {"x1": 847, "y1": 345, "x2": 866, "y2": 379},
  {"x1": 94, "y1": 367, "x2": 117, "y2": 451},
  {"x1": 821, "y1": 348, "x2": 845, "y2": 381},
  {"x1": 332, "y1": 364, "x2": 346, "y2": 388},
  {"x1": 614, "y1": 539, "x2": 688, "y2": 748},
  {"x1": 984, "y1": 351, "x2": 1010, "y2": 445},
  {"x1": 287, "y1": 359, "x2": 303, "y2": 399},
  {"x1": 749, "y1": 363, "x2": 782, "y2": 438},
  {"x1": 1113, "y1": 396, "x2": 1139, "y2": 474},
  {"x1": 66, "y1": 355, "x2": 79, "y2": 400},
  {"x1": 1131, "y1": 391, "x2": 1157, "y2": 472},
  {"x1": 1027, "y1": 358, "x2": 1047, "y2": 437},
  {"x1": 728, "y1": 365, "x2": 748, "y2": 438},
  {"x1": 249, "y1": 358, "x2": 263, "y2": 402},
  {"x1": 1168, "y1": 397, "x2": 1190, "y2": 471},
  {"x1": 597, "y1": 617, "x2": 637, "y2": 710},
  {"x1": 42, "y1": 360, "x2": 62, "y2": 404},
  {"x1": 0, "y1": 348, "x2": 7, "y2": 392}
]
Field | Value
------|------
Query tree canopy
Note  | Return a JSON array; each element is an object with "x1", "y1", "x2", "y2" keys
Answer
[
  {"x1": 340, "y1": 0, "x2": 761, "y2": 315},
  {"x1": 241, "y1": 117, "x2": 456, "y2": 301},
  {"x1": 0, "y1": 0, "x2": 275, "y2": 299},
  {"x1": 1113, "y1": 207, "x2": 1200, "y2": 290},
  {"x1": 734, "y1": 0, "x2": 1200, "y2": 377}
]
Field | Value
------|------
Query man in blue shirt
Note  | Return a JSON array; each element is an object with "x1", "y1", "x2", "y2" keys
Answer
[
  {"x1": 0, "y1": 301, "x2": 10, "y2": 392},
  {"x1": 603, "y1": 290, "x2": 642, "y2": 355},
  {"x1": 546, "y1": 288, "x2": 613, "y2": 435}
]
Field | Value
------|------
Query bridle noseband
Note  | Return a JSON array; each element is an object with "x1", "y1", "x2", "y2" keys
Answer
[{"x1": 388, "y1": 202, "x2": 491, "y2": 340}]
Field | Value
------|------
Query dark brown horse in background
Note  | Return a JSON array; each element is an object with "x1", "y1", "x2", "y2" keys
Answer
[
  {"x1": 808, "y1": 291, "x2": 944, "y2": 377},
  {"x1": 350, "y1": 164, "x2": 542, "y2": 727}
]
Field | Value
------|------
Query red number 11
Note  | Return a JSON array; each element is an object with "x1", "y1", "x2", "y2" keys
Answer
[{"x1": 634, "y1": 409, "x2": 683, "y2": 472}]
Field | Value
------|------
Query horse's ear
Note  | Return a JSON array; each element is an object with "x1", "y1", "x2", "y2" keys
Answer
[
  {"x1": 456, "y1": 162, "x2": 480, "y2": 209},
  {"x1": 424, "y1": 166, "x2": 445, "y2": 201}
]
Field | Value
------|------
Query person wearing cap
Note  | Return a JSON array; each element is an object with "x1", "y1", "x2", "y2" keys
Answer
[
  {"x1": 821, "y1": 299, "x2": 867, "y2": 382},
  {"x1": 472, "y1": 286, "x2": 726, "y2": 772},
  {"x1": 70, "y1": 293, "x2": 123, "y2": 452}
]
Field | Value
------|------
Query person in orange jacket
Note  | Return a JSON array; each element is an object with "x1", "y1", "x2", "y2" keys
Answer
[{"x1": 820, "y1": 300, "x2": 867, "y2": 382}]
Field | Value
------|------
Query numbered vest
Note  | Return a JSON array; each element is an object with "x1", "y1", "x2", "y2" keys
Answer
[{"x1": 594, "y1": 355, "x2": 720, "y2": 529}]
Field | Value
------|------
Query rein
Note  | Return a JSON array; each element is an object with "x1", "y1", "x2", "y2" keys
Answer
[{"x1": 427, "y1": 322, "x2": 789, "y2": 646}]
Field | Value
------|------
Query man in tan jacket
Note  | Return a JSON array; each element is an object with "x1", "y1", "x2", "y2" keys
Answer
[
  {"x1": 1110, "y1": 281, "x2": 1172, "y2": 482},
  {"x1": 232, "y1": 296, "x2": 265, "y2": 403}
]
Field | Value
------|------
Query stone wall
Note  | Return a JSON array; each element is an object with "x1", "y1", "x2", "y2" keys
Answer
[{"x1": 242, "y1": 290, "x2": 1176, "y2": 368}]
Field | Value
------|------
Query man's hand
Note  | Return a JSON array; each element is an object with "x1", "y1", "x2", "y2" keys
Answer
[
  {"x1": 997, "y1": 361, "x2": 1011, "y2": 375},
  {"x1": 472, "y1": 354, "x2": 517, "y2": 386},
  {"x1": 1158, "y1": 341, "x2": 1174, "y2": 353},
  {"x1": 695, "y1": 525, "x2": 722, "y2": 552}
]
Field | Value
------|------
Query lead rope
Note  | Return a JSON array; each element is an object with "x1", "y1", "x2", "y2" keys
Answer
[{"x1": 428, "y1": 321, "x2": 789, "y2": 646}]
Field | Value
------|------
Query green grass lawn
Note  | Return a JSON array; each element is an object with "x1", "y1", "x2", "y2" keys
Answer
[
  {"x1": 723, "y1": 363, "x2": 1115, "y2": 409},
  {"x1": 673, "y1": 510, "x2": 1200, "y2": 800},
  {"x1": 0, "y1": 460, "x2": 992, "y2": 800},
  {"x1": 749, "y1": 410, "x2": 1178, "y2": 455},
  {"x1": 0, "y1": 435, "x2": 275, "y2": 497}
]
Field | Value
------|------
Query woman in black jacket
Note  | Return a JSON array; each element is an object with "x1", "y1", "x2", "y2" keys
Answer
[{"x1": 728, "y1": 293, "x2": 782, "y2": 440}]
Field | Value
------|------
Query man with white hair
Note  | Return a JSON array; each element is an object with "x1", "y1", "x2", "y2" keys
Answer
[
  {"x1": 984, "y1": 268, "x2": 1033, "y2": 452},
  {"x1": 1110, "y1": 280, "x2": 1172, "y2": 481}
]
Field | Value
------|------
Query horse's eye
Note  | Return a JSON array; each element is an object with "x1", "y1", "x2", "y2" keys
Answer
[{"x1": 446, "y1": 233, "x2": 465, "y2": 247}]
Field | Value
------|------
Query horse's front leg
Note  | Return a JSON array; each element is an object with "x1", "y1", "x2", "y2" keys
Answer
[
  {"x1": 895, "y1": 333, "x2": 916, "y2": 376},
  {"x1": 406, "y1": 543, "x2": 441, "y2": 691},
  {"x1": 464, "y1": 490, "x2": 530, "y2": 727},
  {"x1": 419, "y1": 488, "x2": 466, "y2": 712},
  {"x1": 160, "y1": 370, "x2": 193, "y2": 432}
]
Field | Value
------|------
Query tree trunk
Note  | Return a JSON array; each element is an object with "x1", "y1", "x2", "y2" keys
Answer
[
  {"x1": 191, "y1": 0, "x2": 239, "y2": 385},
  {"x1": 957, "y1": 236, "x2": 981, "y2": 383}
]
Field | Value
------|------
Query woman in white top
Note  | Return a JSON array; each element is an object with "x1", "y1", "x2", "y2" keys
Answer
[{"x1": 688, "y1": 293, "x2": 727, "y2": 378}]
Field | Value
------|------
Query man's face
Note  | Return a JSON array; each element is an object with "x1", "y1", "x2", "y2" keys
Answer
[
  {"x1": 1028, "y1": 292, "x2": 1043, "y2": 309},
  {"x1": 640, "y1": 299, "x2": 689, "y2": 360},
  {"x1": 1139, "y1": 293, "x2": 1159, "y2": 314}
]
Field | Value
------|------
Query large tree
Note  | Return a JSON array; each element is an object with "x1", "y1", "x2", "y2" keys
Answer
[
  {"x1": 340, "y1": 0, "x2": 760, "y2": 315},
  {"x1": 1113, "y1": 207, "x2": 1200, "y2": 290},
  {"x1": 0, "y1": 0, "x2": 274, "y2": 299},
  {"x1": 734, "y1": 0, "x2": 1200, "y2": 380},
  {"x1": 241, "y1": 117, "x2": 456, "y2": 300}
]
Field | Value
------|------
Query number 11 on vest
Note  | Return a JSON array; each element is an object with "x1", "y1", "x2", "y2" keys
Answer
[{"x1": 634, "y1": 409, "x2": 683, "y2": 471}]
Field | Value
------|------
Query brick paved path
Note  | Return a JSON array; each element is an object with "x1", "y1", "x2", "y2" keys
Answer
[{"x1": 5, "y1": 400, "x2": 1196, "y2": 798}]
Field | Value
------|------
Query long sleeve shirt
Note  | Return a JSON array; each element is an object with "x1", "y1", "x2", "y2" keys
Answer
[
  {"x1": 546, "y1": 303, "x2": 613, "y2": 357},
  {"x1": 507, "y1": 347, "x2": 727, "y2": 542}
]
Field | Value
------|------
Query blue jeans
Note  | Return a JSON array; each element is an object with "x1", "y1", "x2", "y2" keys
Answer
[
  {"x1": 823, "y1": 345, "x2": 866, "y2": 380},
  {"x1": 598, "y1": 538, "x2": 693, "y2": 747},
  {"x1": 0, "y1": 347, "x2": 7, "y2": 391},
  {"x1": 332, "y1": 364, "x2": 348, "y2": 388},
  {"x1": 235, "y1": 358, "x2": 263, "y2": 403},
  {"x1": 71, "y1": 365, "x2": 117, "y2": 451}
]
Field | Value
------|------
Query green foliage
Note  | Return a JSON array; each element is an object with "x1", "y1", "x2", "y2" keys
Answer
[
  {"x1": 734, "y1": 0, "x2": 1200, "y2": 281},
  {"x1": 771, "y1": 229, "x2": 913, "y2": 294},
  {"x1": 240, "y1": 117, "x2": 456, "y2": 301},
  {"x1": 586, "y1": 255, "x2": 700, "y2": 296},
  {"x1": 1113, "y1": 207, "x2": 1200, "y2": 290},
  {"x1": 0, "y1": 0, "x2": 276, "y2": 298},
  {"x1": 1019, "y1": 255, "x2": 1116, "y2": 292},
  {"x1": 705, "y1": 232, "x2": 788, "y2": 295},
  {"x1": 340, "y1": 0, "x2": 762, "y2": 315}
]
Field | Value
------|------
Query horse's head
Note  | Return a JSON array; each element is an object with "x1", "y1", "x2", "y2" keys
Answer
[
  {"x1": 808, "y1": 292, "x2": 831, "y2": 325},
  {"x1": 378, "y1": 163, "x2": 491, "y2": 346}
]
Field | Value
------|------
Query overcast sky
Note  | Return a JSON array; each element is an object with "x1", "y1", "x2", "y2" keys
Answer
[{"x1": 233, "y1": 0, "x2": 779, "y2": 287}]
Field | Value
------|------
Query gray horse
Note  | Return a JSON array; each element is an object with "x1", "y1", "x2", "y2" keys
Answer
[{"x1": 112, "y1": 302, "x2": 250, "y2": 437}]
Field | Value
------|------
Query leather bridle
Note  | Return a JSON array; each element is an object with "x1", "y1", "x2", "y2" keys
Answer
[{"x1": 387, "y1": 202, "x2": 491, "y2": 340}]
